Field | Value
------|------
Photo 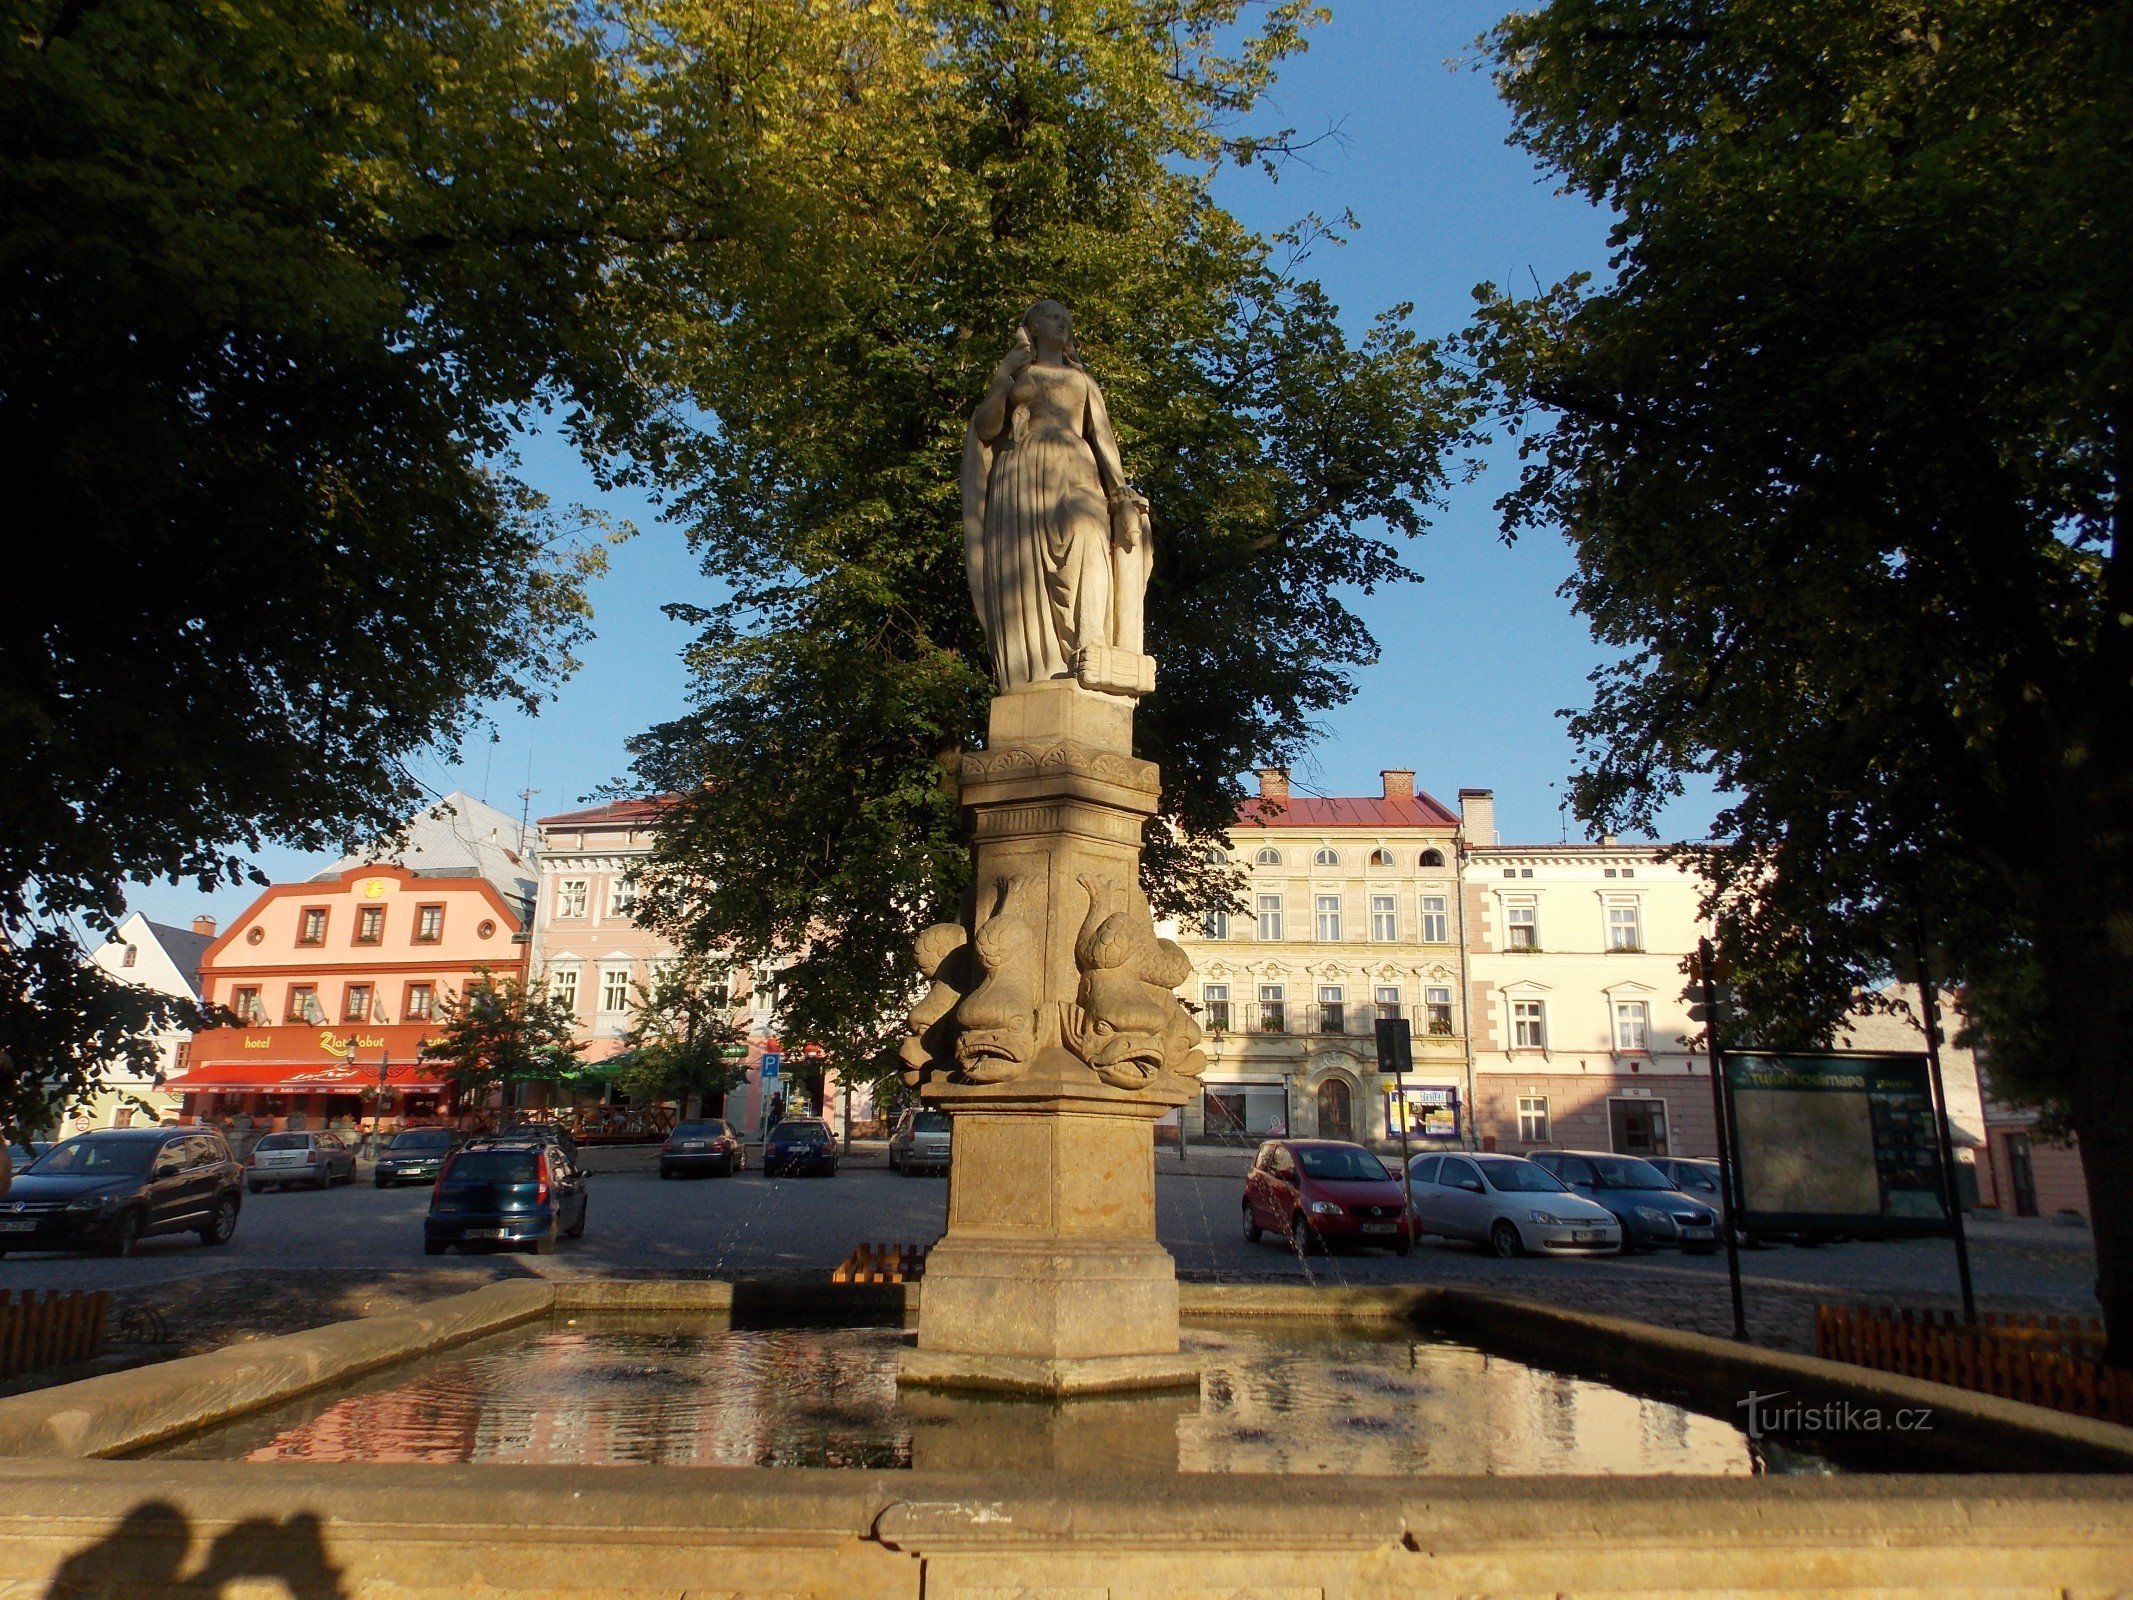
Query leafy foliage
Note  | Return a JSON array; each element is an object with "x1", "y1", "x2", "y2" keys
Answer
[
  {"x1": 625, "y1": 0, "x2": 1476, "y2": 1095},
  {"x1": 420, "y1": 969, "x2": 582, "y2": 1105},
  {"x1": 1466, "y1": 0, "x2": 2131, "y2": 1348},
  {"x1": 607, "y1": 958, "x2": 749, "y2": 1112}
]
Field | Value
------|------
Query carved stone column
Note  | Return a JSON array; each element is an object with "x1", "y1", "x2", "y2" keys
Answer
[{"x1": 898, "y1": 678, "x2": 1203, "y2": 1395}]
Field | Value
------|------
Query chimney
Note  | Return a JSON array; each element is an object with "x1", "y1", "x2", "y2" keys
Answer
[
  {"x1": 1458, "y1": 788, "x2": 1496, "y2": 847},
  {"x1": 192, "y1": 915, "x2": 218, "y2": 937},
  {"x1": 1380, "y1": 769, "x2": 1416, "y2": 803},
  {"x1": 1255, "y1": 768, "x2": 1291, "y2": 803}
]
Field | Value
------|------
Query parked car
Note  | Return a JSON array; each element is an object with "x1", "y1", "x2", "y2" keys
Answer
[
  {"x1": 1406, "y1": 1151, "x2": 1623, "y2": 1258},
  {"x1": 763, "y1": 1118, "x2": 839, "y2": 1178},
  {"x1": 0, "y1": 1128, "x2": 243, "y2": 1257},
  {"x1": 887, "y1": 1110, "x2": 952, "y2": 1176},
  {"x1": 1527, "y1": 1150, "x2": 1720, "y2": 1253},
  {"x1": 1242, "y1": 1139, "x2": 1415, "y2": 1256},
  {"x1": 247, "y1": 1131, "x2": 358, "y2": 1192},
  {"x1": 375, "y1": 1127, "x2": 464, "y2": 1189},
  {"x1": 425, "y1": 1139, "x2": 588, "y2": 1254},
  {"x1": 660, "y1": 1119, "x2": 744, "y2": 1179}
]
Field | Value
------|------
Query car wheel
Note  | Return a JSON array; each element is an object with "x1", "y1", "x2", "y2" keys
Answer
[
  {"x1": 424, "y1": 1239, "x2": 448, "y2": 1256},
  {"x1": 1489, "y1": 1220, "x2": 1525, "y2": 1259},
  {"x1": 1288, "y1": 1213, "x2": 1316, "y2": 1257},
  {"x1": 198, "y1": 1195, "x2": 240, "y2": 1247},
  {"x1": 1242, "y1": 1199, "x2": 1263, "y2": 1243},
  {"x1": 101, "y1": 1209, "x2": 143, "y2": 1258},
  {"x1": 565, "y1": 1205, "x2": 587, "y2": 1240},
  {"x1": 374, "y1": 1176, "x2": 390, "y2": 1189},
  {"x1": 659, "y1": 1166, "x2": 673, "y2": 1180},
  {"x1": 528, "y1": 1232, "x2": 556, "y2": 1255},
  {"x1": 1395, "y1": 1233, "x2": 1412, "y2": 1258},
  {"x1": 247, "y1": 1182, "x2": 264, "y2": 1195}
]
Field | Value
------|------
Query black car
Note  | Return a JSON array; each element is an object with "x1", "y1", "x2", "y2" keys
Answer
[
  {"x1": 424, "y1": 1139, "x2": 588, "y2": 1255},
  {"x1": 0, "y1": 1128, "x2": 243, "y2": 1257},
  {"x1": 763, "y1": 1118, "x2": 838, "y2": 1178},
  {"x1": 375, "y1": 1127, "x2": 465, "y2": 1188},
  {"x1": 1528, "y1": 1149, "x2": 1720, "y2": 1253},
  {"x1": 660, "y1": 1119, "x2": 743, "y2": 1179}
]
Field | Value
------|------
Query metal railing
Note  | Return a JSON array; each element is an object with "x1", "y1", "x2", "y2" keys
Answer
[{"x1": 1198, "y1": 1002, "x2": 1463, "y2": 1041}]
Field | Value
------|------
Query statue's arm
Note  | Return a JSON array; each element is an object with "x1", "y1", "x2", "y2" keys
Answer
[{"x1": 1082, "y1": 375, "x2": 1131, "y2": 499}]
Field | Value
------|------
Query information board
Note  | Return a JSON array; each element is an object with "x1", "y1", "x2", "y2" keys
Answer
[
  {"x1": 1385, "y1": 1085, "x2": 1459, "y2": 1141},
  {"x1": 1721, "y1": 1051, "x2": 1951, "y2": 1239}
]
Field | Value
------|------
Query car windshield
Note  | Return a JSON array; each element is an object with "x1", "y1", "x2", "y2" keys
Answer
[
  {"x1": 1294, "y1": 1145, "x2": 1392, "y2": 1181},
  {"x1": 1479, "y1": 1159, "x2": 1571, "y2": 1194},
  {"x1": 673, "y1": 1123, "x2": 726, "y2": 1138},
  {"x1": 255, "y1": 1133, "x2": 310, "y2": 1150},
  {"x1": 446, "y1": 1151, "x2": 537, "y2": 1182},
  {"x1": 913, "y1": 1113, "x2": 950, "y2": 1133},
  {"x1": 773, "y1": 1123, "x2": 828, "y2": 1143},
  {"x1": 391, "y1": 1131, "x2": 452, "y2": 1150},
  {"x1": 30, "y1": 1138, "x2": 157, "y2": 1176},
  {"x1": 1587, "y1": 1155, "x2": 1672, "y2": 1189}
]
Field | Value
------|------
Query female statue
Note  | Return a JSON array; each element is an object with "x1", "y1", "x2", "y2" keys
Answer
[{"x1": 962, "y1": 300, "x2": 1150, "y2": 691}]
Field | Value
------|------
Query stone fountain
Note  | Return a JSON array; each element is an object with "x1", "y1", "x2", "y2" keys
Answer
[{"x1": 894, "y1": 297, "x2": 1207, "y2": 1395}]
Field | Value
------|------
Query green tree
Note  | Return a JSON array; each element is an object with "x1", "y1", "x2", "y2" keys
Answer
[
  {"x1": 608, "y1": 959, "x2": 749, "y2": 1117},
  {"x1": 625, "y1": 0, "x2": 1476, "y2": 1097},
  {"x1": 421, "y1": 969, "x2": 581, "y2": 1118},
  {"x1": 1466, "y1": 2, "x2": 2133, "y2": 1354}
]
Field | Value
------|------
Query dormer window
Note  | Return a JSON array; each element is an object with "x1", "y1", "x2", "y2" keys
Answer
[
  {"x1": 1368, "y1": 848, "x2": 1394, "y2": 868},
  {"x1": 1254, "y1": 847, "x2": 1282, "y2": 867},
  {"x1": 1420, "y1": 848, "x2": 1445, "y2": 868},
  {"x1": 1313, "y1": 847, "x2": 1341, "y2": 868}
]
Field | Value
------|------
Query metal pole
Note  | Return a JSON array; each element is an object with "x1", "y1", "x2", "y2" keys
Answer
[
  {"x1": 1395, "y1": 1066, "x2": 1414, "y2": 1223},
  {"x1": 1698, "y1": 938, "x2": 1749, "y2": 1342},
  {"x1": 372, "y1": 1051, "x2": 389, "y2": 1164},
  {"x1": 1912, "y1": 937, "x2": 1978, "y2": 1325}
]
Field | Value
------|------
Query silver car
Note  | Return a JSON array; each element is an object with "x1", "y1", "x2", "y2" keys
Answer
[
  {"x1": 247, "y1": 1131, "x2": 357, "y2": 1192},
  {"x1": 1406, "y1": 1151, "x2": 1623, "y2": 1258},
  {"x1": 887, "y1": 1110, "x2": 951, "y2": 1176}
]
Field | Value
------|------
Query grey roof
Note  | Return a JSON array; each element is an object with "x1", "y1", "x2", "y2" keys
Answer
[
  {"x1": 143, "y1": 922, "x2": 214, "y2": 991},
  {"x1": 315, "y1": 790, "x2": 539, "y2": 915}
]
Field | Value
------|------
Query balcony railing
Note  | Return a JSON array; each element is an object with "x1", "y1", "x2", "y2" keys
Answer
[{"x1": 1200, "y1": 1003, "x2": 1464, "y2": 1042}]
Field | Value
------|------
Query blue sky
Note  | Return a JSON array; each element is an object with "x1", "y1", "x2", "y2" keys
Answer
[{"x1": 124, "y1": 0, "x2": 1719, "y2": 935}]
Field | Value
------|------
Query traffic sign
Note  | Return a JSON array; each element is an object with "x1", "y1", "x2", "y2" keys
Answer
[
  {"x1": 759, "y1": 1051, "x2": 783, "y2": 1079},
  {"x1": 1372, "y1": 1016, "x2": 1413, "y2": 1076}
]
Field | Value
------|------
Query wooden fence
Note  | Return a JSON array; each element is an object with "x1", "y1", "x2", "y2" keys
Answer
[
  {"x1": 0, "y1": 1289, "x2": 108, "y2": 1380},
  {"x1": 1816, "y1": 1303, "x2": 2131, "y2": 1425},
  {"x1": 833, "y1": 1242, "x2": 928, "y2": 1285}
]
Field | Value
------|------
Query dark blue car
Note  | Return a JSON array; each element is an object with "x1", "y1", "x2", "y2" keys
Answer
[
  {"x1": 763, "y1": 1118, "x2": 838, "y2": 1178},
  {"x1": 424, "y1": 1141, "x2": 588, "y2": 1255}
]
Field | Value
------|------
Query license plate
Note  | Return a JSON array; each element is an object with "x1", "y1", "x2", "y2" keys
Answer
[
  {"x1": 1683, "y1": 1227, "x2": 1713, "y2": 1239},
  {"x1": 681, "y1": 1143, "x2": 707, "y2": 1151},
  {"x1": 0, "y1": 1218, "x2": 35, "y2": 1232},
  {"x1": 1573, "y1": 1230, "x2": 1604, "y2": 1243},
  {"x1": 1360, "y1": 1222, "x2": 1396, "y2": 1235},
  {"x1": 464, "y1": 1228, "x2": 508, "y2": 1239}
]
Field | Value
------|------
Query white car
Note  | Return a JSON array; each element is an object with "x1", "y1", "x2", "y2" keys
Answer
[{"x1": 1406, "y1": 1151, "x2": 1623, "y2": 1258}]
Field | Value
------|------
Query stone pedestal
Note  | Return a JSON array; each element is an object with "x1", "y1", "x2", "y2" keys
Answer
[{"x1": 899, "y1": 676, "x2": 1202, "y2": 1396}]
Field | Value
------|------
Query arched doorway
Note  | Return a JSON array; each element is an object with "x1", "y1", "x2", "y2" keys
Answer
[{"x1": 1316, "y1": 1077, "x2": 1354, "y2": 1142}]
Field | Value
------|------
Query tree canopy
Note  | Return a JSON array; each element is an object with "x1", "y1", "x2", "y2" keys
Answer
[
  {"x1": 420, "y1": 968, "x2": 582, "y2": 1109},
  {"x1": 1467, "y1": 0, "x2": 2131, "y2": 1354},
  {"x1": 624, "y1": 0, "x2": 1475, "y2": 1095}
]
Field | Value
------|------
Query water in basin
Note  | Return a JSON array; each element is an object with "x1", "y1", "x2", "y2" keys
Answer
[{"x1": 140, "y1": 1317, "x2": 1839, "y2": 1474}]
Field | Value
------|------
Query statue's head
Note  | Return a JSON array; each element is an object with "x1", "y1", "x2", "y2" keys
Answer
[{"x1": 1019, "y1": 299, "x2": 1080, "y2": 365}]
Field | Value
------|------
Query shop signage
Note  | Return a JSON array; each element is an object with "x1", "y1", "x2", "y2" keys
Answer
[{"x1": 1385, "y1": 1084, "x2": 1459, "y2": 1141}]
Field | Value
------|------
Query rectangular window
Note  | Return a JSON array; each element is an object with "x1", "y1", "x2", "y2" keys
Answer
[
  {"x1": 1374, "y1": 985, "x2": 1401, "y2": 1020},
  {"x1": 414, "y1": 904, "x2": 444, "y2": 944},
  {"x1": 1505, "y1": 904, "x2": 1538, "y2": 950},
  {"x1": 1370, "y1": 894, "x2": 1397, "y2": 941},
  {"x1": 297, "y1": 907, "x2": 328, "y2": 946},
  {"x1": 1512, "y1": 998, "x2": 1546, "y2": 1050},
  {"x1": 404, "y1": 982, "x2": 434, "y2": 1022},
  {"x1": 608, "y1": 877, "x2": 637, "y2": 919},
  {"x1": 354, "y1": 906, "x2": 385, "y2": 945},
  {"x1": 1257, "y1": 983, "x2": 1287, "y2": 1033},
  {"x1": 1517, "y1": 1094, "x2": 1551, "y2": 1145},
  {"x1": 1615, "y1": 1000, "x2": 1651, "y2": 1052},
  {"x1": 1425, "y1": 984, "x2": 1454, "y2": 1036},
  {"x1": 1315, "y1": 894, "x2": 1343, "y2": 942},
  {"x1": 1421, "y1": 894, "x2": 1449, "y2": 944},
  {"x1": 600, "y1": 966, "x2": 632, "y2": 1014},
  {"x1": 342, "y1": 984, "x2": 372, "y2": 1022},
  {"x1": 287, "y1": 985, "x2": 321, "y2": 1024},
  {"x1": 1608, "y1": 904, "x2": 1642, "y2": 951},
  {"x1": 1201, "y1": 983, "x2": 1231, "y2": 1033},
  {"x1": 549, "y1": 967, "x2": 581, "y2": 1012},
  {"x1": 704, "y1": 968, "x2": 732, "y2": 1008},
  {"x1": 1203, "y1": 908, "x2": 1229, "y2": 940},
  {"x1": 121, "y1": 944, "x2": 138, "y2": 968},
  {"x1": 1256, "y1": 893, "x2": 1284, "y2": 942},
  {"x1": 1317, "y1": 985, "x2": 1345, "y2": 1034},
  {"x1": 233, "y1": 986, "x2": 263, "y2": 1024},
  {"x1": 557, "y1": 879, "x2": 589, "y2": 919}
]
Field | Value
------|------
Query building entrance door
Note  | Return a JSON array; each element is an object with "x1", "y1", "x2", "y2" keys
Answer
[
  {"x1": 2006, "y1": 1133, "x2": 2038, "y2": 1217},
  {"x1": 1609, "y1": 1097, "x2": 1669, "y2": 1157},
  {"x1": 1316, "y1": 1078, "x2": 1354, "y2": 1142}
]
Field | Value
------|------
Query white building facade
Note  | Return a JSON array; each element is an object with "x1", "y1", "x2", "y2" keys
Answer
[{"x1": 77, "y1": 912, "x2": 216, "y2": 1131}]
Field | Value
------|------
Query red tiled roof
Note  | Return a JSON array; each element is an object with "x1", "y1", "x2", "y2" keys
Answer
[
  {"x1": 1237, "y1": 793, "x2": 1460, "y2": 829},
  {"x1": 536, "y1": 797, "x2": 674, "y2": 828}
]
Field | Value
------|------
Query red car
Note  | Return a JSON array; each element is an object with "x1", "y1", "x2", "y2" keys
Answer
[{"x1": 1242, "y1": 1139, "x2": 1414, "y2": 1256}]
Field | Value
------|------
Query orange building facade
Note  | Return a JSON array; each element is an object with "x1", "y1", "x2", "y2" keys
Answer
[{"x1": 170, "y1": 863, "x2": 532, "y2": 1140}]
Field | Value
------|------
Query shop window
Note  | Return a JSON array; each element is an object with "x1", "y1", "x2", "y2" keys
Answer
[
  {"x1": 1421, "y1": 894, "x2": 1449, "y2": 943},
  {"x1": 1254, "y1": 846, "x2": 1282, "y2": 867},
  {"x1": 297, "y1": 908, "x2": 328, "y2": 946},
  {"x1": 1256, "y1": 984, "x2": 1287, "y2": 1033},
  {"x1": 287, "y1": 985, "x2": 322, "y2": 1024},
  {"x1": 1425, "y1": 985, "x2": 1454, "y2": 1036},
  {"x1": 1517, "y1": 1094, "x2": 1551, "y2": 1144},
  {"x1": 1374, "y1": 985, "x2": 1402, "y2": 1021},
  {"x1": 404, "y1": 983, "x2": 434, "y2": 1022},
  {"x1": 1420, "y1": 848, "x2": 1445, "y2": 868},
  {"x1": 342, "y1": 984, "x2": 373, "y2": 1023},
  {"x1": 1201, "y1": 983, "x2": 1231, "y2": 1032},
  {"x1": 1314, "y1": 894, "x2": 1343, "y2": 942},
  {"x1": 1317, "y1": 986, "x2": 1345, "y2": 1034},
  {"x1": 1370, "y1": 894, "x2": 1397, "y2": 941},
  {"x1": 557, "y1": 879, "x2": 589, "y2": 919},
  {"x1": 1512, "y1": 998, "x2": 1546, "y2": 1050},
  {"x1": 414, "y1": 904, "x2": 444, "y2": 944},
  {"x1": 1615, "y1": 1000, "x2": 1651, "y2": 1052},
  {"x1": 1256, "y1": 893, "x2": 1283, "y2": 942},
  {"x1": 355, "y1": 906, "x2": 385, "y2": 945},
  {"x1": 1505, "y1": 902, "x2": 1539, "y2": 950},
  {"x1": 233, "y1": 986, "x2": 263, "y2": 1024},
  {"x1": 1607, "y1": 903, "x2": 1642, "y2": 951}
]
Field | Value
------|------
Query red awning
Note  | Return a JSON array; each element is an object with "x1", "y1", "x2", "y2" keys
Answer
[{"x1": 164, "y1": 1061, "x2": 451, "y2": 1094}]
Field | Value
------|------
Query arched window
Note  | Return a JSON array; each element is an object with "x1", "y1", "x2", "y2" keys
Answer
[
  {"x1": 1313, "y1": 847, "x2": 1340, "y2": 868},
  {"x1": 1419, "y1": 848, "x2": 1445, "y2": 868},
  {"x1": 1204, "y1": 845, "x2": 1229, "y2": 866},
  {"x1": 1254, "y1": 847, "x2": 1283, "y2": 867},
  {"x1": 1368, "y1": 848, "x2": 1394, "y2": 868}
]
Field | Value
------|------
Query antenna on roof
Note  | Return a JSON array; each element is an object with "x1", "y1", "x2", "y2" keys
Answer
[{"x1": 518, "y1": 749, "x2": 538, "y2": 849}]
